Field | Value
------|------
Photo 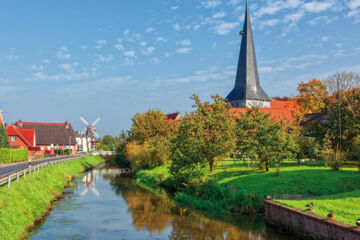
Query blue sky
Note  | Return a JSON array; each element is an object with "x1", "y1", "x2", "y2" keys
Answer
[{"x1": 0, "y1": 0, "x2": 359, "y2": 136}]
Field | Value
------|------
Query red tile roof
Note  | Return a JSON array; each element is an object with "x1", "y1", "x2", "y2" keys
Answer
[
  {"x1": 6, "y1": 124, "x2": 34, "y2": 146},
  {"x1": 231, "y1": 100, "x2": 295, "y2": 122},
  {"x1": 166, "y1": 112, "x2": 180, "y2": 120}
]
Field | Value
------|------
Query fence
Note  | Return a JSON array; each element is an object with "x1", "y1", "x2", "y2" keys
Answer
[{"x1": 0, "y1": 155, "x2": 84, "y2": 188}]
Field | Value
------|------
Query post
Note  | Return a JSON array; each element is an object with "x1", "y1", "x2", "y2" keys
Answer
[
  {"x1": 24, "y1": 169, "x2": 26, "y2": 178},
  {"x1": 17, "y1": 172, "x2": 19, "y2": 182},
  {"x1": 8, "y1": 176, "x2": 11, "y2": 188},
  {"x1": 337, "y1": 79, "x2": 342, "y2": 165}
]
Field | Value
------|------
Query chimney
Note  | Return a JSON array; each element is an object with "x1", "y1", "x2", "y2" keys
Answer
[
  {"x1": 17, "y1": 120, "x2": 23, "y2": 127},
  {"x1": 65, "y1": 121, "x2": 70, "y2": 128}
]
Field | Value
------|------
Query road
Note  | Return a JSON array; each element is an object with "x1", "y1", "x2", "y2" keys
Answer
[{"x1": 0, "y1": 156, "x2": 75, "y2": 179}]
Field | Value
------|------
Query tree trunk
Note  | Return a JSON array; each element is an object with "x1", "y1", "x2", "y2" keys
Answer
[
  {"x1": 209, "y1": 162, "x2": 214, "y2": 172},
  {"x1": 265, "y1": 162, "x2": 269, "y2": 172}
]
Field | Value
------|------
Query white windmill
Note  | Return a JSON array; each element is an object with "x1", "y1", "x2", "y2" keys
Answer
[{"x1": 80, "y1": 117, "x2": 100, "y2": 152}]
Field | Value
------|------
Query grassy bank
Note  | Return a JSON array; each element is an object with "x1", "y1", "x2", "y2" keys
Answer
[
  {"x1": 276, "y1": 190, "x2": 360, "y2": 225},
  {"x1": 0, "y1": 155, "x2": 104, "y2": 240},
  {"x1": 135, "y1": 159, "x2": 360, "y2": 222}
]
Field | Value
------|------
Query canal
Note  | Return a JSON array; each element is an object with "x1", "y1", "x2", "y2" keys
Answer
[{"x1": 29, "y1": 168, "x2": 293, "y2": 240}]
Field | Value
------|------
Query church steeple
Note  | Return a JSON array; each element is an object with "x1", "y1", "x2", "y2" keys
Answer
[{"x1": 226, "y1": 1, "x2": 271, "y2": 108}]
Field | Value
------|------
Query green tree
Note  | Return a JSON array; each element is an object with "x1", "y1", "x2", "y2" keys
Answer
[
  {"x1": 102, "y1": 135, "x2": 115, "y2": 149},
  {"x1": 129, "y1": 108, "x2": 178, "y2": 144},
  {"x1": 0, "y1": 124, "x2": 10, "y2": 148},
  {"x1": 235, "y1": 108, "x2": 295, "y2": 175},
  {"x1": 170, "y1": 94, "x2": 235, "y2": 175}
]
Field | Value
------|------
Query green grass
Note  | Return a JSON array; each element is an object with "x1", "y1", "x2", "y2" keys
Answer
[
  {"x1": 0, "y1": 155, "x2": 104, "y2": 240},
  {"x1": 135, "y1": 159, "x2": 360, "y2": 224},
  {"x1": 276, "y1": 191, "x2": 360, "y2": 225}
]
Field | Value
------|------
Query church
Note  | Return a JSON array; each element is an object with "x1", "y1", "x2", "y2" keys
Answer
[{"x1": 226, "y1": 2, "x2": 295, "y2": 122}]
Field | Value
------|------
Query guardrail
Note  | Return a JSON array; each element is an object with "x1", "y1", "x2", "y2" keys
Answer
[
  {"x1": 92, "y1": 151, "x2": 115, "y2": 156},
  {"x1": 0, "y1": 155, "x2": 85, "y2": 188}
]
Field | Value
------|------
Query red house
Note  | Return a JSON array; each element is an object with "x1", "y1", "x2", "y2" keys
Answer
[
  {"x1": 6, "y1": 120, "x2": 77, "y2": 156},
  {"x1": 6, "y1": 124, "x2": 37, "y2": 155}
]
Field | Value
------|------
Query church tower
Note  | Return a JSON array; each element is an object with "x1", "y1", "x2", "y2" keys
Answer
[{"x1": 226, "y1": 1, "x2": 271, "y2": 108}]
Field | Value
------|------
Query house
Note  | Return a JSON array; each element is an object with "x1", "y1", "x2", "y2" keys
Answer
[
  {"x1": 166, "y1": 112, "x2": 182, "y2": 121},
  {"x1": 5, "y1": 124, "x2": 38, "y2": 155},
  {"x1": 14, "y1": 120, "x2": 77, "y2": 155},
  {"x1": 75, "y1": 131, "x2": 94, "y2": 153}
]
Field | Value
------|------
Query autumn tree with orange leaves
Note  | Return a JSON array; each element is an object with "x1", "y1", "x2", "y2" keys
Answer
[{"x1": 296, "y1": 79, "x2": 328, "y2": 114}]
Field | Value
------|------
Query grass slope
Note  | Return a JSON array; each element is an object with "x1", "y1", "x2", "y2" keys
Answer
[
  {"x1": 0, "y1": 155, "x2": 104, "y2": 240},
  {"x1": 277, "y1": 190, "x2": 360, "y2": 225},
  {"x1": 135, "y1": 159, "x2": 360, "y2": 225}
]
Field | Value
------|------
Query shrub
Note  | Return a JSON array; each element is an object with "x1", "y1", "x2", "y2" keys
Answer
[{"x1": 0, "y1": 148, "x2": 28, "y2": 163}]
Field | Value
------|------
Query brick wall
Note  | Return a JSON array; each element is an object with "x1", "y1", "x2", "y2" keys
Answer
[{"x1": 264, "y1": 200, "x2": 360, "y2": 240}]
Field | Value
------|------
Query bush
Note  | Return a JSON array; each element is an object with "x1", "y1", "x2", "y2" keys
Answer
[
  {"x1": 0, "y1": 148, "x2": 28, "y2": 163},
  {"x1": 109, "y1": 143, "x2": 130, "y2": 168}
]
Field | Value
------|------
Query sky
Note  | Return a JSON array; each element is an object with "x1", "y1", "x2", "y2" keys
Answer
[{"x1": 0, "y1": 0, "x2": 359, "y2": 136}]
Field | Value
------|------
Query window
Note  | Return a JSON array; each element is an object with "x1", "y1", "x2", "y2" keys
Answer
[
  {"x1": 11, "y1": 136, "x2": 17, "y2": 142},
  {"x1": 40, "y1": 146, "x2": 44, "y2": 151}
]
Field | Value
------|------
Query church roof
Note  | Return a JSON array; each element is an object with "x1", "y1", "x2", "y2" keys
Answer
[{"x1": 226, "y1": 1, "x2": 271, "y2": 102}]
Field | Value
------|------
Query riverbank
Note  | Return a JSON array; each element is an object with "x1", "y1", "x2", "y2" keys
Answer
[
  {"x1": 134, "y1": 159, "x2": 360, "y2": 224},
  {"x1": 0, "y1": 155, "x2": 104, "y2": 240}
]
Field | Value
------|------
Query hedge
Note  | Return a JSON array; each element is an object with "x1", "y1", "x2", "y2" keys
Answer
[
  {"x1": 0, "y1": 148, "x2": 28, "y2": 163},
  {"x1": 54, "y1": 149, "x2": 72, "y2": 155}
]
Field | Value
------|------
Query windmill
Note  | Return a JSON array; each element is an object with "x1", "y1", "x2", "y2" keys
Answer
[{"x1": 80, "y1": 117, "x2": 100, "y2": 152}]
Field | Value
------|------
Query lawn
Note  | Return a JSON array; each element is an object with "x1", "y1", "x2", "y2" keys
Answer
[
  {"x1": 276, "y1": 190, "x2": 360, "y2": 225},
  {"x1": 136, "y1": 159, "x2": 360, "y2": 225}
]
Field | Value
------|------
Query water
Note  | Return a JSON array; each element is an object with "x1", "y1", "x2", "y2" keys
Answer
[{"x1": 30, "y1": 168, "x2": 293, "y2": 240}]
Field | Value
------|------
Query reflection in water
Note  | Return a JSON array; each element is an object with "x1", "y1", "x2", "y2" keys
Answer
[
  {"x1": 80, "y1": 171, "x2": 100, "y2": 197},
  {"x1": 30, "y1": 169, "x2": 292, "y2": 240}
]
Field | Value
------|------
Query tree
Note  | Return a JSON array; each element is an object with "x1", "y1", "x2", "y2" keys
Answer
[
  {"x1": 324, "y1": 71, "x2": 360, "y2": 95},
  {"x1": 235, "y1": 108, "x2": 295, "y2": 175},
  {"x1": 170, "y1": 94, "x2": 235, "y2": 175},
  {"x1": 129, "y1": 109, "x2": 177, "y2": 144},
  {"x1": 102, "y1": 135, "x2": 115, "y2": 149},
  {"x1": 296, "y1": 79, "x2": 328, "y2": 114},
  {"x1": 0, "y1": 124, "x2": 10, "y2": 148}
]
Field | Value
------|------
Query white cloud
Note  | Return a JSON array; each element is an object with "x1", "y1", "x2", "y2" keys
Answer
[
  {"x1": 123, "y1": 51, "x2": 136, "y2": 58},
  {"x1": 308, "y1": 15, "x2": 338, "y2": 25},
  {"x1": 156, "y1": 37, "x2": 167, "y2": 42},
  {"x1": 227, "y1": 0, "x2": 240, "y2": 6},
  {"x1": 31, "y1": 65, "x2": 43, "y2": 71},
  {"x1": 142, "y1": 47, "x2": 155, "y2": 55},
  {"x1": 114, "y1": 43, "x2": 125, "y2": 51},
  {"x1": 201, "y1": 0, "x2": 222, "y2": 8},
  {"x1": 259, "y1": 19, "x2": 281, "y2": 29},
  {"x1": 176, "y1": 40, "x2": 192, "y2": 46},
  {"x1": 43, "y1": 59, "x2": 51, "y2": 64},
  {"x1": 145, "y1": 27, "x2": 154, "y2": 33},
  {"x1": 81, "y1": 45, "x2": 88, "y2": 50},
  {"x1": 213, "y1": 22, "x2": 238, "y2": 35},
  {"x1": 213, "y1": 12, "x2": 226, "y2": 19},
  {"x1": 32, "y1": 71, "x2": 90, "y2": 81},
  {"x1": 173, "y1": 23, "x2": 181, "y2": 31},
  {"x1": 321, "y1": 36, "x2": 329, "y2": 41},
  {"x1": 97, "y1": 54, "x2": 114, "y2": 62},
  {"x1": 348, "y1": 0, "x2": 360, "y2": 9},
  {"x1": 171, "y1": 6, "x2": 179, "y2": 10},
  {"x1": 303, "y1": 1, "x2": 334, "y2": 13},
  {"x1": 151, "y1": 57, "x2": 160, "y2": 63},
  {"x1": 124, "y1": 29, "x2": 130, "y2": 35},
  {"x1": 95, "y1": 40, "x2": 107, "y2": 49},
  {"x1": 56, "y1": 46, "x2": 70, "y2": 59},
  {"x1": 59, "y1": 63, "x2": 77, "y2": 73},
  {"x1": 139, "y1": 41, "x2": 147, "y2": 46},
  {"x1": 175, "y1": 48, "x2": 192, "y2": 54},
  {"x1": 284, "y1": 11, "x2": 304, "y2": 22},
  {"x1": 193, "y1": 25, "x2": 201, "y2": 30}
]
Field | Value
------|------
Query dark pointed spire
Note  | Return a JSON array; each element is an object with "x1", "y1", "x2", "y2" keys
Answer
[{"x1": 226, "y1": 1, "x2": 271, "y2": 107}]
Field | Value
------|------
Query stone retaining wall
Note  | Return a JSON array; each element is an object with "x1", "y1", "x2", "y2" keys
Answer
[{"x1": 264, "y1": 200, "x2": 360, "y2": 240}]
